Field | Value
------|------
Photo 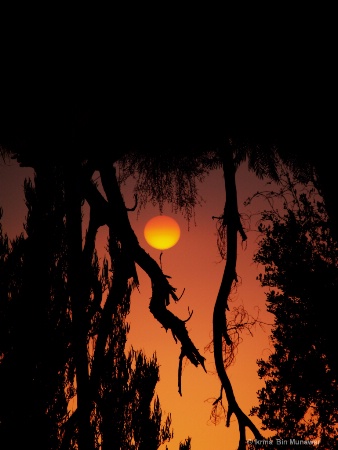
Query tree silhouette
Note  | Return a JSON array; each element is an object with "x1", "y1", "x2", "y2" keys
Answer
[
  {"x1": 178, "y1": 437, "x2": 191, "y2": 450},
  {"x1": 118, "y1": 148, "x2": 266, "y2": 446},
  {"x1": 1, "y1": 146, "x2": 263, "y2": 448},
  {"x1": 1, "y1": 36, "x2": 336, "y2": 450},
  {"x1": 116, "y1": 147, "x2": 338, "y2": 448},
  {"x1": 249, "y1": 167, "x2": 338, "y2": 448},
  {"x1": 0, "y1": 164, "x2": 176, "y2": 449},
  {"x1": 1, "y1": 126, "x2": 337, "y2": 449},
  {"x1": 0, "y1": 167, "x2": 73, "y2": 449},
  {"x1": 86, "y1": 236, "x2": 174, "y2": 450}
]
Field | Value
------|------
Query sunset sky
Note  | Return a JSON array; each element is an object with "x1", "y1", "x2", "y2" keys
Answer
[{"x1": 0, "y1": 157, "x2": 276, "y2": 450}]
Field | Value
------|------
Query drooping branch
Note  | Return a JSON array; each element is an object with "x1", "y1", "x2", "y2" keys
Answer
[
  {"x1": 83, "y1": 163, "x2": 206, "y2": 392},
  {"x1": 212, "y1": 148, "x2": 263, "y2": 449}
]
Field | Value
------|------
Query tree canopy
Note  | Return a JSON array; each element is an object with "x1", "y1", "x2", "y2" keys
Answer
[{"x1": 250, "y1": 169, "x2": 338, "y2": 448}]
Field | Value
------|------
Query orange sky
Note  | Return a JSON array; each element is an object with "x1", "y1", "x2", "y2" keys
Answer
[{"x1": 0, "y1": 159, "x2": 275, "y2": 449}]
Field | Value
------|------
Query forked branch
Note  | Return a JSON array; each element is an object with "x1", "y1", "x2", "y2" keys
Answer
[{"x1": 85, "y1": 163, "x2": 206, "y2": 391}]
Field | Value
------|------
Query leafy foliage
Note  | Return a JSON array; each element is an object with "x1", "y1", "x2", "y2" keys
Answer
[
  {"x1": 92, "y1": 251, "x2": 174, "y2": 449},
  {"x1": 0, "y1": 168, "x2": 175, "y2": 449},
  {"x1": 0, "y1": 169, "x2": 73, "y2": 448},
  {"x1": 250, "y1": 174, "x2": 338, "y2": 447},
  {"x1": 179, "y1": 437, "x2": 191, "y2": 450},
  {"x1": 117, "y1": 150, "x2": 218, "y2": 223}
]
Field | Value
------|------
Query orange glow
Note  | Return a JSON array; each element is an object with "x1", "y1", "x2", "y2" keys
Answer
[
  {"x1": 0, "y1": 162, "x2": 275, "y2": 450},
  {"x1": 144, "y1": 215, "x2": 181, "y2": 250}
]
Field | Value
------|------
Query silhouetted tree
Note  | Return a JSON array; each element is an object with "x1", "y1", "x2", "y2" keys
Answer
[
  {"x1": 118, "y1": 148, "x2": 266, "y2": 447},
  {"x1": 1, "y1": 41, "x2": 335, "y2": 450},
  {"x1": 2, "y1": 127, "x2": 337, "y2": 449},
  {"x1": 0, "y1": 167, "x2": 73, "y2": 449},
  {"x1": 0, "y1": 164, "x2": 176, "y2": 449},
  {"x1": 249, "y1": 168, "x2": 338, "y2": 448},
  {"x1": 85, "y1": 236, "x2": 174, "y2": 450}
]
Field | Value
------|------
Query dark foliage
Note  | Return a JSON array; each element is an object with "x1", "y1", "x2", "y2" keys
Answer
[
  {"x1": 179, "y1": 437, "x2": 191, "y2": 450},
  {"x1": 0, "y1": 168, "x2": 175, "y2": 449},
  {"x1": 250, "y1": 174, "x2": 338, "y2": 448},
  {"x1": 0, "y1": 169, "x2": 72, "y2": 449}
]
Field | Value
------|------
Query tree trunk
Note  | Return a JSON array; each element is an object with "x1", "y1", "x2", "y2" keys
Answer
[
  {"x1": 212, "y1": 148, "x2": 263, "y2": 449},
  {"x1": 64, "y1": 162, "x2": 94, "y2": 450}
]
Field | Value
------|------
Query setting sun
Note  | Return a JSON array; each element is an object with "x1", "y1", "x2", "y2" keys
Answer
[{"x1": 144, "y1": 215, "x2": 181, "y2": 250}]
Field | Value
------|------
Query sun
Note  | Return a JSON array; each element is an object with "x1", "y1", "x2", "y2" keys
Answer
[{"x1": 144, "y1": 215, "x2": 181, "y2": 250}]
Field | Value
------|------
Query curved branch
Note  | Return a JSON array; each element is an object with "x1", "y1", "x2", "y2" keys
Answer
[
  {"x1": 126, "y1": 193, "x2": 138, "y2": 211},
  {"x1": 84, "y1": 163, "x2": 206, "y2": 386},
  {"x1": 213, "y1": 148, "x2": 263, "y2": 448}
]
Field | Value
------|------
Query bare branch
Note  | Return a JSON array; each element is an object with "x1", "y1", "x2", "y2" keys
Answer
[
  {"x1": 212, "y1": 148, "x2": 264, "y2": 448},
  {"x1": 84, "y1": 163, "x2": 206, "y2": 383}
]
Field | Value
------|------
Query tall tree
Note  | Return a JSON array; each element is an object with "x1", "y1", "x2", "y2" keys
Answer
[
  {"x1": 0, "y1": 166, "x2": 72, "y2": 449},
  {"x1": 0, "y1": 163, "x2": 176, "y2": 449},
  {"x1": 249, "y1": 169, "x2": 338, "y2": 448}
]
